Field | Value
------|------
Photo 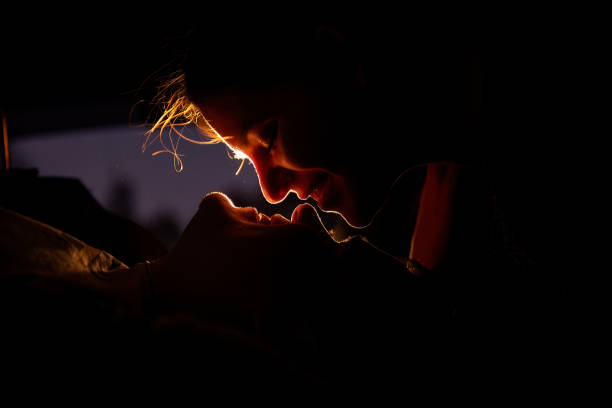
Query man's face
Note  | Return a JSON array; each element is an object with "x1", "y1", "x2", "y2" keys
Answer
[{"x1": 196, "y1": 81, "x2": 398, "y2": 228}]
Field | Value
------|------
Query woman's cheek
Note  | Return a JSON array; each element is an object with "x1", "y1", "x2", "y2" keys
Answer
[{"x1": 279, "y1": 119, "x2": 325, "y2": 168}]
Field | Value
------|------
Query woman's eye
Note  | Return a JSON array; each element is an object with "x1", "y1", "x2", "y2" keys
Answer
[{"x1": 260, "y1": 119, "x2": 279, "y2": 154}]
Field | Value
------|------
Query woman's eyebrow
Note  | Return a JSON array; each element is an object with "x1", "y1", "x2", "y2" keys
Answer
[{"x1": 199, "y1": 115, "x2": 254, "y2": 146}]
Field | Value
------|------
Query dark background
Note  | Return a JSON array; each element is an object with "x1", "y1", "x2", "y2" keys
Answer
[
  {"x1": 0, "y1": 12, "x2": 576, "y2": 156},
  {"x1": 1, "y1": 15, "x2": 189, "y2": 133},
  {"x1": 0, "y1": 10, "x2": 577, "y2": 135}
]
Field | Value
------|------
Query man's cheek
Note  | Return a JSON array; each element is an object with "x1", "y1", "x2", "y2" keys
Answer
[{"x1": 233, "y1": 206, "x2": 260, "y2": 223}]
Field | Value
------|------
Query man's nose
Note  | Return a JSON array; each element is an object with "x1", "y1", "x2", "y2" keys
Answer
[{"x1": 249, "y1": 150, "x2": 293, "y2": 203}]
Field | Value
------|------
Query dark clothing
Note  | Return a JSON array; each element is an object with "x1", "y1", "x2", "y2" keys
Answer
[{"x1": 0, "y1": 163, "x2": 544, "y2": 397}]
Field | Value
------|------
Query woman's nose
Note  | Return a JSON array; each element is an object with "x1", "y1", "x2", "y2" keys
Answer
[{"x1": 249, "y1": 150, "x2": 293, "y2": 203}]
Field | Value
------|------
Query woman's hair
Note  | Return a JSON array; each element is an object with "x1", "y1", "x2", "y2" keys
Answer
[
  {"x1": 142, "y1": 20, "x2": 330, "y2": 172},
  {"x1": 144, "y1": 18, "x2": 483, "y2": 171},
  {"x1": 143, "y1": 70, "x2": 239, "y2": 172}
]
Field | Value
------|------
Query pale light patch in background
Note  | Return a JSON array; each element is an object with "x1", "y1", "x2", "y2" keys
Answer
[{"x1": 10, "y1": 124, "x2": 261, "y2": 246}]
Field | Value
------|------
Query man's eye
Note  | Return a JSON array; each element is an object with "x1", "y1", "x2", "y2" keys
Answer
[{"x1": 260, "y1": 119, "x2": 279, "y2": 154}]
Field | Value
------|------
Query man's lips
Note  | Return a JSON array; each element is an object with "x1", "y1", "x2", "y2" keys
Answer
[{"x1": 236, "y1": 207, "x2": 290, "y2": 225}]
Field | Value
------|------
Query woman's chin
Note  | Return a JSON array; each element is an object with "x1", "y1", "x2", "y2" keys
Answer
[
  {"x1": 317, "y1": 175, "x2": 380, "y2": 228},
  {"x1": 316, "y1": 192, "x2": 373, "y2": 229},
  {"x1": 330, "y1": 204, "x2": 372, "y2": 229}
]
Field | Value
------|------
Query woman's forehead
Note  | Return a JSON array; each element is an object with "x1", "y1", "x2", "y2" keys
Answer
[
  {"x1": 197, "y1": 101, "x2": 246, "y2": 144},
  {"x1": 196, "y1": 87, "x2": 286, "y2": 141}
]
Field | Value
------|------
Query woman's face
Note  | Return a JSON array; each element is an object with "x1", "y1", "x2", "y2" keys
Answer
[
  {"x1": 185, "y1": 23, "x2": 473, "y2": 227},
  {"x1": 196, "y1": 81, "x2": 402, "y2": 228}
]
